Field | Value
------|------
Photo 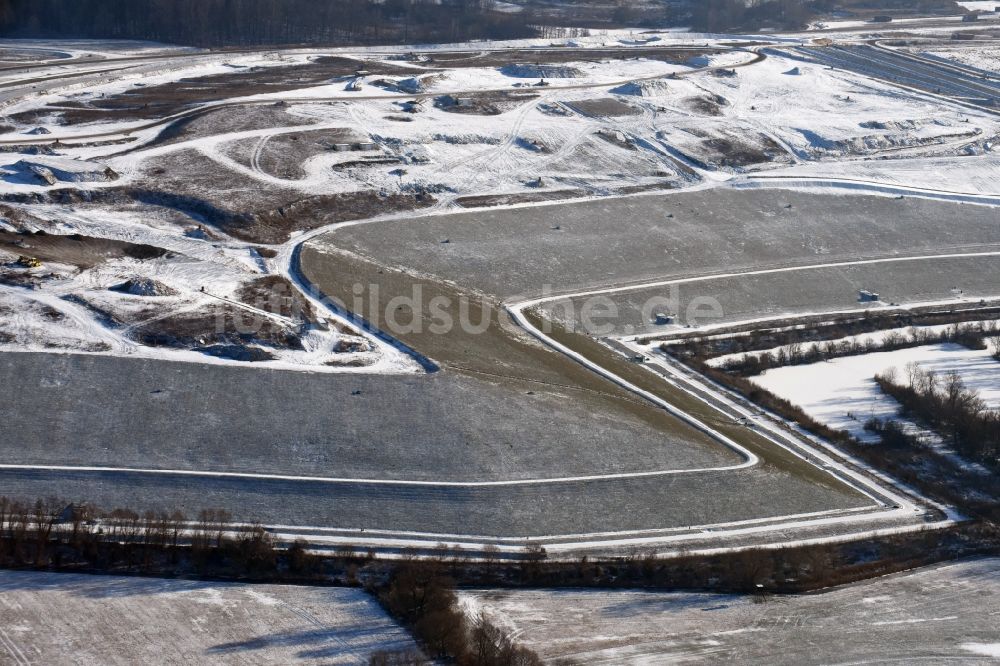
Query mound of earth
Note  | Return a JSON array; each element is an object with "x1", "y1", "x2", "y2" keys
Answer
[
  {"x1": 684, "y1": 94, "x2": 728, "y2": 116},
  {"x1": 563, "y1": 97, "x2": 641, "y2": 117},
  {"x1": 371, "y1": 75, "x2": 439, "y2": 94},
  {"x1": 110, "y1": 278, "x2": 178, "y2": 297},
  {"x1": 11, "y1": 157, "x2": 118, "y2": 184},
  {"x1": 0, "y1": 230, "x2": 167, "y2": 269},
  {"x1": 859, "y1": 119, "x2": 923, "y2": 131},
  {"x1": 237, "y1": 275, "x2": 314, "y2": 321},
  {"x1": 435, "y1": 91, "x2": 538, "y2": 116},
  {"x1": 610, "y1": 80, "x2": 672, "y2": 97},
  {"x1": 133, "y1": 305, "x2": 303, "y2": 350},
  {"x1": 500, "y1": 63, "x2": 583, "y2": 78}
]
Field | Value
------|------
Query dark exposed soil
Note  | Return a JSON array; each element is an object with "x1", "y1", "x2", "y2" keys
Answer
[
  {"x1": 702, "y1": 135, "x2": 784, "y2": 168},
  {"x1": 435, "y1": 91, "x2": 539, "y2": 116},
  {"x1": 197, "y1": 343, "x2": 276, "y2": 362},
  {"x1": 227, "y1": 190, "x2": 436, "y2": 244},
  {"x1": 131, "y1": 149, "x2": 435, "y2": 243},
  {"x1": 563, "y1": 97, "x2": 642, "y2": 117},
  {"x1": 8, "y1": 56, "x2": 418, "y2": 126},
  {"x1": 0, "y1": 271, "x2": 44, "y2": 289},
  {"x1": 132, "y1": 302, "x2": 303, "y2": 350},
  {"x1": 613, "y1": 181, "x2": 678, "y2": 195},
  {"x1": 684, "y1": 94, "x2": 728, "y2": 116},
  {"x1": 237, "y1": 275, "x2": 315, "y2": 321},
  {"x1": 0, "y1": 187, "x2": 436, "y2": 246},
  {"x1": 135, "y1": 105, "x2": 319, "y2": 152},
  {"x1": 0, "y1": 230, "x2": 167, "y2": 269},
  {"x1": 228, "y1": 128, "x2": 369, "y2": 179},
  {"x1": 456, "y1": 189, "x2": 585, "y2": 208}
]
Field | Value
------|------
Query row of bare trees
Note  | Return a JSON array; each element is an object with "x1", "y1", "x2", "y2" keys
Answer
[
  {"x1": 690, "y1": 0, "x2": 814, "y2": 32},
  {"x1": 376, "y1": 560, "x2": 541, "y2": 665},
  {"x1": 0, "y1": 498, "x2": 294, "y2": 576},
  {"x1": 717, "y1": 322, "x2": 999, "y2": 376},
  {"x1": 874, "y1": 364, "x2": 1000, "y2": 471}
]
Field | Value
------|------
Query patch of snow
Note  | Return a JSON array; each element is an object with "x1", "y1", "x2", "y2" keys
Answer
[
  {"x1": 957, "y1": 1, "x2": 1000, "y2": 12},
  {"x1": 962, "y1": 642, "x2": 1000, "y2": 657},
  {"x1": 752, "y1": 340, "x2": 1000, "y2": 444}
]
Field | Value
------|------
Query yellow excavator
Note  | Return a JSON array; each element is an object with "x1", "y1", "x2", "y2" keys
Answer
[{"x1": 17, "y1": 255, "x2": 42, "y2": 268}]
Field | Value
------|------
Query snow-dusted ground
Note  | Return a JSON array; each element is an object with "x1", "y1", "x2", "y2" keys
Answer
[
  {"x1": 957, "y1": 0, "x2": 1000, "y2": 12},
  {"x1": 745, "y1": 154, "x2": 1000, "y2": 197},
  {"x1": 920, "y1": 43, "x2": 1000, "y2": 74},
  {"x1": 752, "y1": 338, "x2": 1000, "y2": 443},
  {"x1": 0, "y1": 571, "x2": 418, "y2": 665},
  {"x1": 460, "y1": 557, "x2": 1000, "y2": 665},
  {"x1": 0, "y1": 33, "x2": 998, "y2": 370},
  {"x1": 0, "y1": 203, "x2": 406, "y2": 374},
  {"x1": 0, "y1": 33, "x2": 992, "y2": 551}
]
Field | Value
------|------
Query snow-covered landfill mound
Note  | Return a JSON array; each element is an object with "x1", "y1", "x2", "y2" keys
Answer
[
  {"x1": 611, "y1": 79, "x2": 674, "y2": 97},
  {"x1": 500, "y1": 63, "x2": 584, "y2": 78},
  {"x1": 8, "y1": 156, "x2": 119, "y2": 185}
]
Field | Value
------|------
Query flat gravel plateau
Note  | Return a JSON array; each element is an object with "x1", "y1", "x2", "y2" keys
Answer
[
  {"x1": 0, "y1": 352, "x2": 868, "y2": 537},
  {"x1": 0, "y1": 463, "x2": 867, "y2": 538},
  {"x1": 324, "y1": 189, "x2": 1000, "y2": 300},
  {"x1": 543, "y1": 254, "x2": 1000, "y2": 336},
  {"x1": 0, "y1": 352, "x2": 732, "y2": 482}
]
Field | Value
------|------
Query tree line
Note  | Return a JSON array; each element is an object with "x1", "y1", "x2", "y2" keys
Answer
[
  {"x1": 874, "y1": 363, "x2": 1000, "y2": 471},
  {"x1": 375, "y1": 561, "x2": 543, "y2": 665},
  {"x1": 0, "y1": 0, "x2": 535, "y2": 47},
  {"x1": 715, "y1": 322, "x2": 998, "y2": 376},
  {"x1": 689, "y1": 0, "x2": 815, "y2": 32},
  {"x1": 0, "y1": 493, "x2": 996, "y2": 666}
]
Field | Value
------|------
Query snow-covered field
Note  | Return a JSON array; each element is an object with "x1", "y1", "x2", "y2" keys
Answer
[
  {"x1": 957, "y1": 1, "x2": 1000, "y2": 12},
  {"x1": 0, "y1": 571, "x2": 418, "y2": 665},
  {"x1": 459, "y1": 557, "x2": 1000, "y2": 664},
  {"x1": 752, "y1": 338, "x2": 1000, "y2": 443},
  {"x1": 746, "y1": 154, "x2": 1000, "y2": 197},
  {"x1": 918, "y1": 44, "x2": 1000, "y2": 74}
]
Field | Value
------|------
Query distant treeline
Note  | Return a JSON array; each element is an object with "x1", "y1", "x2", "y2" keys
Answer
[
  {"x1": 689, "y1": 0, "x2": 815, "y2": 32},
  {"x1": 0, "y1": 0, "x2": 536, "y2": 47}
]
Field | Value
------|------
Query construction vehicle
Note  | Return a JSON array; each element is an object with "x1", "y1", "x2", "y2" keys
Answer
[{"x1": 17, "y1": 255, "x2": 42, "y2": 268}]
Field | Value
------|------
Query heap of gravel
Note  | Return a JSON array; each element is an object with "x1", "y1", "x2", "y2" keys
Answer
[
  {"x1": 500, "y1": 63, "x2": 583, "y2": 78},
  {"x1": 110, "y1": 277, "x2": 178, "y2": 297},
  {"x1": 611, "y1": 79, "x2": 673, "y2": 97}
]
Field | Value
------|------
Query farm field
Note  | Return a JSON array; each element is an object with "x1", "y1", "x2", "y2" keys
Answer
[
  {"x1": 460, "y1": 557, "x2": 1000, "y2": 664},
  {"x1": 0, "y1": 570, "x2": 418, "y2": 664}
]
